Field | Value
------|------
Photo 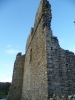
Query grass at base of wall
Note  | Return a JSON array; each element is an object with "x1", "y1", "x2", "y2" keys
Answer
[{"x1": 0, "y1": 90, "x2": 8, "y2": 99}]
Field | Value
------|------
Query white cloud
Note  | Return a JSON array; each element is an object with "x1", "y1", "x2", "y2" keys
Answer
[
  {"x1": 0, "y1": 77, "x2": 12, "y2": 82},
  {"x1": 0, "y1": 76, "x2": 12, "y2": 82},
  {"x1": 0, "y1": 73, "x2": 12, "y2": 82},
  {"x1": 4, "y1": 77, "x2": 12, "y2": 82},
  {"x1": 6, "y1": 45, "x2": 20, "y2": 49},
  {"x1": 2, "y1": 63, "x2": 13, "y2": 68},
  {"x1": 15, "y1": 45, "x2": 20, "y2": 48},
  {"x1": 5, "y1": 45, "x2": 20, "y2": 55},
  {"x1": 7, "y1": 45, "x2": 12, "y2": 48},
  {"x1": 5, "y1": 49, "x2": 20, "y2": 54},
  {"x1": 0, "y1": 63, "x2": 13, "y2": 82}
]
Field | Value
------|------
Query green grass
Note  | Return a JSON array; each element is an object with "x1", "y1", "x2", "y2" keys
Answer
[{"x1": 0, "y1": 90, "x2": 8, "y2": 99}]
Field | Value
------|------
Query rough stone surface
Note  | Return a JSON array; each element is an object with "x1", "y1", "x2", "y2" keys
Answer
[
  {"x1": 7, "y1": 0, "x2": 75, "y2": 100},
  {"x1": 7, "y1": 53, "x2": 25, "y2": 100}
]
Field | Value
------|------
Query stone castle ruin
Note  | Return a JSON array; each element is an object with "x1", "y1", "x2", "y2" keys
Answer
[{"x1": 7, "y1": 0, "x2": 75, "y2": 100}]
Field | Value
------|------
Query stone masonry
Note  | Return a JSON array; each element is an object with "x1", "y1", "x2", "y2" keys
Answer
[
  {"x1": 7, "y1": 53, "x2": 25, "y2": 100},
  {"x1": 7, "y1": 0, "x2": 75, "y2": 100}
]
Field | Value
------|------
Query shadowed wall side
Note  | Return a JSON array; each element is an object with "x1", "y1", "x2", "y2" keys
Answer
[{"x1": 7, "y1": 53, "x2": 25, "y2": 100}]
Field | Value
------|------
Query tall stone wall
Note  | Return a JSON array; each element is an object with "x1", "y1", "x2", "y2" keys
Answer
[
  {"x1": 21, "y1": 0, "x2": 52, "y2": 100},
  {"x1": 21, "y1": 12, "x2": 48, "y2": 100},
  {"x1": 7, "y1": 53, "x2": 25, "y2": 100},
  {"x1": 7, "y1": 0, "x2": 75, "y2": 100},
  {"x1": 21, "y1": 0, "x2": 75, "y2": 99},
  {"x1": 46, "y1": 23, "x2": 75, "y2": 99}
]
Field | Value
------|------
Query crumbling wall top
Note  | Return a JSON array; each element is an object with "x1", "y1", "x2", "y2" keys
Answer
[{"x1": 16, "y1": 52, "x2": 22, "y2": 57}]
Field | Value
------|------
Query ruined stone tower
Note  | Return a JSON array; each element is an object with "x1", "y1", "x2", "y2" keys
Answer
[
  {"x1": 8, "y1": 0, "x2": 75, "y2": 100},
  {"x1": 7, "y1": 53, "x2": 25, "y2": 100}
]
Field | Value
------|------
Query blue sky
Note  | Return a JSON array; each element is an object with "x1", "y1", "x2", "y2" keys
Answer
[{"x1": 0, "y1": 0, "x2": 75, "y2": 82}]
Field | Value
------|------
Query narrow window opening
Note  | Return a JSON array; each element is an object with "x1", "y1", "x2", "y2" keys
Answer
[
  {"x1": 51, "y1": 47, "x2": 53, "y2": 50},
  {"x1": 66, "y1": 63, "x2": 68, "y2": 66},
  {"x1": 59, "y1": 69, "x2": 62, "y2": 77},
  {"x1": 30, "y1": 49, "x2": 32, "y2": 62},
  {"x1": 19, "y1": 86, "x2": 20, "y2": 88}
]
